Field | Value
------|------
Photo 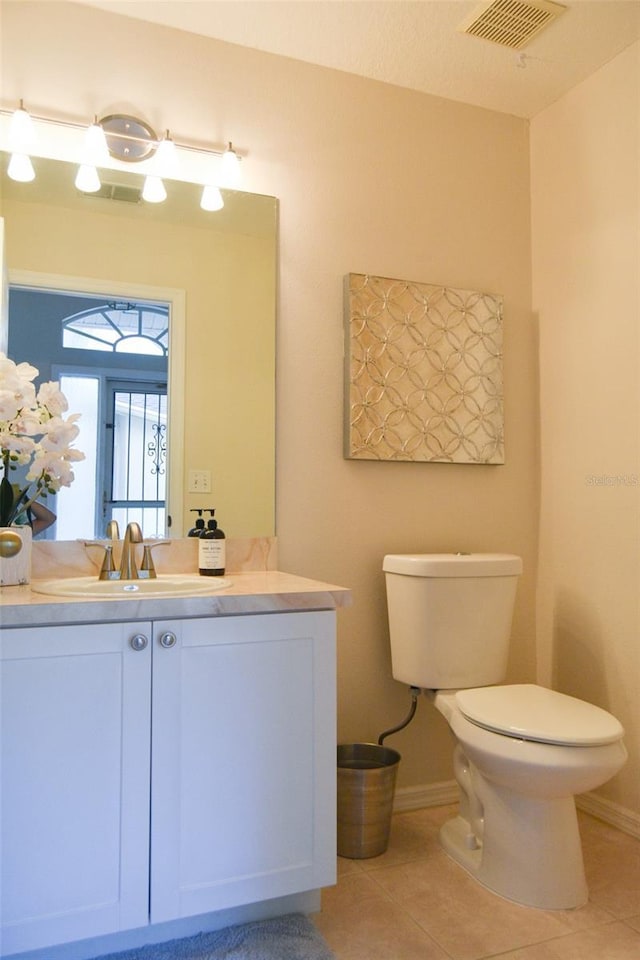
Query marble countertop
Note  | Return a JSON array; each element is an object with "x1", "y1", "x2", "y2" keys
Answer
[{"x1": 0, "y1": 569, "x2": 352, "y2": 628}]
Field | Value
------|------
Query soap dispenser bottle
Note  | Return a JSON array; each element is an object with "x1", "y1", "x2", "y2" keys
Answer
[
  {"x1": 188, "y1": 509, "x2": 205, "y2": 537},
  {"x1": 198, "y1": 509, "x2": 226, "y2": 576}
]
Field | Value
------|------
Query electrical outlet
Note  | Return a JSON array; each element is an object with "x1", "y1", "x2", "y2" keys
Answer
[{"x1": 188, "y1": 469, "x2": 211, "y2": 493}]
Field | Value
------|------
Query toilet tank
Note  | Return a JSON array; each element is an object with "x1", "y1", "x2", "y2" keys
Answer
[{"x1": 383, "y1": 553, "x2": 522, "y2": 690}]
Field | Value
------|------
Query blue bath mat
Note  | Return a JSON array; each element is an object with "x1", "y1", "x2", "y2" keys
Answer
[{"x1": 91, "y1": 913, "x2": 335, "y2": 960}]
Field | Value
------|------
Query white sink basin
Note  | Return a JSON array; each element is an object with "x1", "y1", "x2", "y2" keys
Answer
[{"x1": 31, "y1": 574, "x2": 232, "y2": 599}]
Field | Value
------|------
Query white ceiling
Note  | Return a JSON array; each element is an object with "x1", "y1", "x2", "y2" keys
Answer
[{"x1": 71, "y1": 1, "x2": 639, "y2": 118}]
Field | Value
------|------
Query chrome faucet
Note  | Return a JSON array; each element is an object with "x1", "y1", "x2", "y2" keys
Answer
[{"x1": 119, "y1": 521, "x2": 143, "y2": 580}]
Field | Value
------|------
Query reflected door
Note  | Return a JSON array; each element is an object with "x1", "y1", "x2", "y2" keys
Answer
[{"x1": 104, "y1": 380, "x2": 168, "y2": 536}]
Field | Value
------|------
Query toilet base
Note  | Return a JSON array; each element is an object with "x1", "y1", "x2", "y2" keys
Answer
[{"x1": 440, "y1": 785, "x2": 589, "y2": 910}]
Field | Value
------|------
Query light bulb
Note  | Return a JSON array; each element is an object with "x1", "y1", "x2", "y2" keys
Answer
[
  {"x1": 200, "y1": 184, "x2": 224, "y2": 212},
  {"x1": 154, "y1": 131, "x2": 177, "y2": 177},
  {"x1": 83, "y1": 120, "x2": 109, "y2": 165},
  {"x1": 142, "y1": 175, "x2": 167, "y2": 203},
  {"x1": 219, "y1": 142, "x2": 241, "y2": 189},
  {"x1": 7, "y1": 152, "x2": 35, "y2": 182},
  {"x1": 75, "y1": 164, "x2": 101, "y2": 193},
  {"x1": 9, "y1": 102, "x2": 35, "y2": 151}
]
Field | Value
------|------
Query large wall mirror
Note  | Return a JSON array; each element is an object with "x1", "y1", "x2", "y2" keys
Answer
[{"x1": 0, "y1": 153, "x2": 277, "y2": 540}]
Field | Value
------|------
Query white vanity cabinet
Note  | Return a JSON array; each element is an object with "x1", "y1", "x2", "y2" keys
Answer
[
  {"x1": 1, "y1": 610, "x2": 336, "y2": 957},
  {"x1": 150, "y1": 611, "x2": 336, "y2": 922},
  {"x1": 0, "y1": 621, "x2": 153, "y2": 955}
]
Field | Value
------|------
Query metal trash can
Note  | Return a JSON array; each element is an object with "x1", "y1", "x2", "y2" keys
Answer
[{"x1": 337, "y1": 742, "x2": 401, "y2": 859}]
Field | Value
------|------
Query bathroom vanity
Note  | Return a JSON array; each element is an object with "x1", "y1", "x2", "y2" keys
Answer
[{"x1": 0, "y1": 542, "x2": 350, "y2": 959}]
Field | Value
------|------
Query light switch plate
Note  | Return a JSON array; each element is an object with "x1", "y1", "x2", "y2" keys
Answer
[{"x1": 188, "y1": 469, "x2": 211, "y2": 493}]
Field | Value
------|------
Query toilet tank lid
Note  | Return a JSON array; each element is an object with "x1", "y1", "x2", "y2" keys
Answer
[{"x1": 382, "y1": 553, "x2": 523, "y2": 577}]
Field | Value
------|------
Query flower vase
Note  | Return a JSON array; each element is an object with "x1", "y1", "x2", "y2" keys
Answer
[{"x1": 0, "y1": 525, "x2": 32, "y2": 586}]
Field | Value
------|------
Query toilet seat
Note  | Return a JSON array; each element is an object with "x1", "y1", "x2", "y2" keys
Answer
[{"x1": 455, "y1": 684, "x2": 624, "y2": 746}]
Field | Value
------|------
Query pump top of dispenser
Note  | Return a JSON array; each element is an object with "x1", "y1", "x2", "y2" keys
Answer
[
  {"x1": 188, "y1": 509, "x2": 206, "y2": 537},
  {"x1": 203, "y1": 510, "x2": 225, "y2": 534},
  {"x1": 200, "y1": 510, "x2": 225, "y2": 541}
]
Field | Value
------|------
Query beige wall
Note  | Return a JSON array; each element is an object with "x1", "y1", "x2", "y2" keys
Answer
[
  {"x1": 531, "y1": 42, "x2": 640, "y2": 812},
  {"x1": 2, "y1": 1, "x2": 537, "y2": 790}
]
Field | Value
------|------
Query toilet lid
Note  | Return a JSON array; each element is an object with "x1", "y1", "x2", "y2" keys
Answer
[{"x1": 456, "y1": 685, "x2": 624, "y2": 746}]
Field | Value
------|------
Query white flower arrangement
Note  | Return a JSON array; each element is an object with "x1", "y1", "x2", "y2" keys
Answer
[{"x1": 0, "y1": 352, "x2": 85, "y2": 528}]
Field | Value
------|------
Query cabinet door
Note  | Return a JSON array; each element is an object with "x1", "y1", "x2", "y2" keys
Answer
[
  {"x1": 0, "y1": 621, "x2": 152, "y2": 955},
  {"x1": 151, "y1": 611, "x2": 336, "y2": 923}
]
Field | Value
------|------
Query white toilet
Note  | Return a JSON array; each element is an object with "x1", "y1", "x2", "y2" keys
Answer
[{"x1": 383, "y1": 553, "x2": 627, "y2": 910}]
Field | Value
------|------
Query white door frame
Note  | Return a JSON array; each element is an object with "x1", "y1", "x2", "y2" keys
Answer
[{"x1": 6, "y1": 269, "x2": 186, "y2": 537}]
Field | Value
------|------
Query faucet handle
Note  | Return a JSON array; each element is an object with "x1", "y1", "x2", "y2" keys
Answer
[
  {"x1": 138, "y1": 540, "x2": 170, "y2": 579},
  {"x1": 99, "y1": 544, "x2": 119, "y2": 580},
  {"x1": 82, "y1": 540, "x2": 120, "y2": 580}
]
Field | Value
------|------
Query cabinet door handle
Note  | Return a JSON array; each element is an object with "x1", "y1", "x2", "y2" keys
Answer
[
  {"x1": 159, "y1": 631, "x2": 177, "y2": 649},
  {"x1": 130, "y1": 634, "x2": 149, "y2": 651}
]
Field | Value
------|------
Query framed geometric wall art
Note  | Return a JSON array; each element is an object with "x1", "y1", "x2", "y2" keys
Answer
[{"x1": 344, "y1": 273, "x2": 504, "y2": 463}]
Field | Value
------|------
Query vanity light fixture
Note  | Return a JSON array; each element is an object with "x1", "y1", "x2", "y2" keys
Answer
[
  {"x1": 200, "y1": 141, "x2": 240, "y2": 209},
  {"x1": 74, "y1": 116, "x2": 108, "y2": 193},
  {"x1": 7, "y1": 152, "x2": 35, "y2": 182},
  {"x1": 142, "y1": 129, "x2": 176, "y2": 204},
  {"x1": 8, "y1": 100, "x2": 35, "y2": 150},
  {"x1": 1, "y1": 102, "x2": 244, "y2": 211},
  {"x1": 219, "y1": 142, "x2": 241, "y2": 189},
  {"x1": 74, "y1": 163, "x2": 101, "y2": 193},
  {"x1": 154, "y1": 130, "x2": 177, "y2": 176},
  {"x1": 200, "y1": 183, "x2": 224, "y2": 212},
  {"x1": 142, "y1": 174, "x2": 167, "y2": 204},
  {"x1": 7, "y1": 100, "x2": 36, "y2": 182},
  {"x1": 82, "y1": 117, "x2": 110, "y2": 165}
]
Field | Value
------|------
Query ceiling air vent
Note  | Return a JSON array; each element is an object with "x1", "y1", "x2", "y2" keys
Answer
[{"x1": 459, "y1": 0, "x2": 566, "y2": 50}]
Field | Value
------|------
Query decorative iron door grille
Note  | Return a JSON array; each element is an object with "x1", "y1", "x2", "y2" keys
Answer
[{"x1": 104, "y1": 381, "x2": 167, "y2": 536}]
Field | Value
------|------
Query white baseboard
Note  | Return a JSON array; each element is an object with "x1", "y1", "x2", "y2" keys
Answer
[
  {"x1": 393, "y1": 780, "x2": 458, "y2": 812},
  {"x1": 577, "y1": 791, "x2": 640, "y2": 839},
  {"x1": 393, "y1": 781, "x2": 640, "y2": 841}
]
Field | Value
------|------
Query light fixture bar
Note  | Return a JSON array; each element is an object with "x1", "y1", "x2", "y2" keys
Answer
[
  {"x1": 0, "y1": 107, "x2": 244, "y2": 162},
  {"x1": 1, "y1": 103, "x2": 245, "y2": 212}
]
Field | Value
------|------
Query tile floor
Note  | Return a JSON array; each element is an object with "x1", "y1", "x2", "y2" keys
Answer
[{"x1": 313, "y1": 804, "x2": 640, "y2": 960}]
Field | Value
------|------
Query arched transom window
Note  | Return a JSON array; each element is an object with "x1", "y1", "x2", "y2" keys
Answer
[{"x1": 62, "y1": 302, "x2": 169, "y2": 356}]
